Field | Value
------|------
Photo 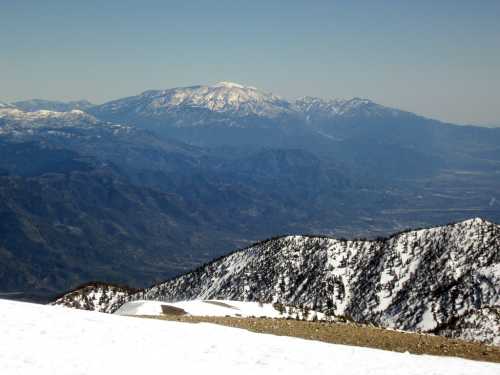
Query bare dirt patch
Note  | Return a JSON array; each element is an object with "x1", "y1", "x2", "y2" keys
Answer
[
  {"x1": 139, "y1": 315, "x2": 500, "y2": 364},
  {"x1": 160, "y1": 305, "x2": 187, "y2": 316}
]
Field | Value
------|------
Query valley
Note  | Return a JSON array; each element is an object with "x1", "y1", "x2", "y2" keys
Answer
[{"x1": 2, "y1": 84, "x2": 500, "y2": 301}]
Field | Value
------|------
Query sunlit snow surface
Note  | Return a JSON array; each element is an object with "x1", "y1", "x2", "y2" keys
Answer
[
  {"x1": 115, "y1": 299, "x2": 328, "y2": 320},
  {"x1": 1, "y1": 299, "x2": 498, "y2": 375}
]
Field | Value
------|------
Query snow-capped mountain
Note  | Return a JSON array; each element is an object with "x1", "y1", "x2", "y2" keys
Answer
[
  {"x1": 88, "y1": 81, "x2": 451, "y2": 149},
  {"x1": 53, "y1": 218, "x2": 500, "y2": 345},
  {"x1": 88, "y1": 81, "x2": 423, "y2": 148},
  {"x1": 92, "y1": 81, "x2": 296, "y2": 125},
  {"x1": 92, "y1": 82, "x2": 405, "y2": 123}
]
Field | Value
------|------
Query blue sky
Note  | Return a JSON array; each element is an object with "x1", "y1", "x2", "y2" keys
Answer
[{"x1": 1, "y1": 0, "x2": 499, "y2": 125}]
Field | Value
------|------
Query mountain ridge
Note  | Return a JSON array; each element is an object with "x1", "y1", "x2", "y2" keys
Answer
[
  {"x1": 88, "y1": 82, "x2": 430, "y2": 126},
  {"x1": 53, "y1": 218, "x2": 500, "y2": 345},
  {"x1": 3, "y1": 83, "x2": 494, "y2": 129},
  {"x1": 91, "y1": 81, "x2": 296, "y2": 123}
]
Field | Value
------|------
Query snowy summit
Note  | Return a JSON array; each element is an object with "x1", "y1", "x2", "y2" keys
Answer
[{"x1": 96, "y1": 81, "x2": 294, "y2": 119}]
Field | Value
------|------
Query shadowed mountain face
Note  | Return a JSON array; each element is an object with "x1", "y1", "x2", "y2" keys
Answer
[
  {"x1": 0, "y1": 141, "x2": 358, "y2": 301},
  {"x1": 2, "y1": 84, "x2": 500, "y2": 301},
  {"x1": 0, "y1": 155, "x2": 213, "y2": 301},
  {"x1": 0, "y1": 116, "x2": 354, "y2": 301}
]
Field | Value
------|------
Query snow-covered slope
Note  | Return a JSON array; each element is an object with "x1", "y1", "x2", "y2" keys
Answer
[
  {"x1": 0, "y1": 107, "x2": 134, "y2": 141},
  {"x1": 295, "y1": 96, "x2": 409, "y2": 120},
  {"x1": 2, "y1": 299, "x2": 498, "y2": 374},
  {"x1": 115, "y1": 299, "x2": 329, "y2": 321},
  {"x1": 55, "y1": 218, "x2": 500, "y2": 345}
]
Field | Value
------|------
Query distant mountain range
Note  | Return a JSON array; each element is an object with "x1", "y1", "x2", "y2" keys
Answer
[
  {"x1": 53, "y1": 218, "x2": 500, "y2": 346},
  {"x1": 12, "y1": 99, "x2": 94, "y2": 112},
  {"x1": 87, "y1": 82, "x2": 442, "y2": 151},
  {"x1": 6, "y1": 82, "x2": 500, "y2": 176},
  {"x1": 2, "y1": 82, "x2": 500, "y2": 302},
  {"x1": 88, "y1": 81, "x2": 430, "y2": 124}
]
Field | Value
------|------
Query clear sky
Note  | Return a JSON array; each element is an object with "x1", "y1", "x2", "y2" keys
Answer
[{"x1": 1, "y1": 0, "x2": 499, "y2": 125}]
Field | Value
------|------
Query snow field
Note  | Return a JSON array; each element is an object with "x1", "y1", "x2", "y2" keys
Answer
[{"x1": 0, "y1": 299, "x2": 498, "y2": 375}]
